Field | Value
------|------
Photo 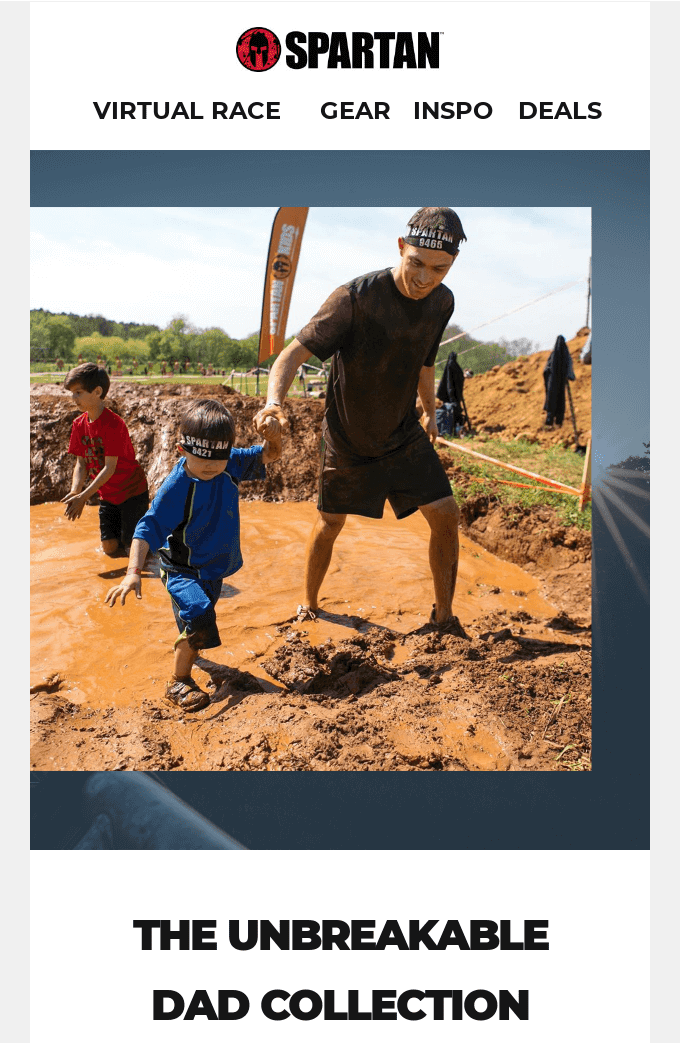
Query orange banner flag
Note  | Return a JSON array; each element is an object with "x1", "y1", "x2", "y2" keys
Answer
[{"x1": 258, "y1": 207, "x2": 309, "y2": 364}]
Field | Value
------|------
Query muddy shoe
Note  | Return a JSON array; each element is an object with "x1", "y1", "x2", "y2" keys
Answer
[
  {"x1": 428, "y1": 606, "x2": 468, "y2": 637},
  {"x1": 296, "y1": 604, "x2": 317, "y2": 622},
  {"x1": 165, "y1": 677, "x2": 211, "y2": 712}
]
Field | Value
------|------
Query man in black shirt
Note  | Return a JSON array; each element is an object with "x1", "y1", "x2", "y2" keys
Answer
[{"x1": 254, "y1": 207, "x2": 465, "y2": 624}]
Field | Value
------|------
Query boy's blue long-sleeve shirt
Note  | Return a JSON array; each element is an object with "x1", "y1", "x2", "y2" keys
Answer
[{"x1": 133, "y1": 447, "x2": 265, "y2": 580}]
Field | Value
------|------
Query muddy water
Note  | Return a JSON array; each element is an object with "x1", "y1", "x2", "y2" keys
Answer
[
  {"x1": 32, "y1": 501, "x2": 555, "y2": 702},
  {"x1": 31, "y1": 502, "x2": 589, "y2": 772}
]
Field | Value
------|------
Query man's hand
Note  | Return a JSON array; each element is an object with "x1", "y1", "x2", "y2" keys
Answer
[
  {"x1": 258, "y1": 414, "x2": 282, "y2": 441},
  {"x1": 421, "y1": 413, "x2": 439, "y2": 445},
  {"x1": 105, "y1": 574, "x2": 142, "y2": 607},
  {"x1": 62, "y1": 491, "x2": 88, "y2": 521},
  {"x1": 254, "y1": 404, "x2": 289, "y2": 439}
]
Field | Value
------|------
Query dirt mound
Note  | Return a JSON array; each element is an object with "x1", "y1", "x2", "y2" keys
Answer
[
  {"x1": 457, "y1": 498, "x2": 591, "y2": 619},
  {"x1": 31, "y1": 332, "x2": 591, "y2": 502},
  {"x1": 261, "y1": 631, "x2": 400, "y2": 698},
  {"x1": 30, "y1": 372, "x2": 591, "y2": 614},
  {"x1": 463, "y1": 331, "x2": 591, "y2": 449},
  {"x1": 30, "y1": 382, "x2": 324, "y2": 505},
  {"x1": 30, "y1": 332, "x2": 590, "y2": 504}
]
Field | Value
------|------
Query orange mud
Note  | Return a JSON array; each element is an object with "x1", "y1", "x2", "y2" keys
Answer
[{"x1": 31, "y1": 501, "x2": 591, "y2": 772}]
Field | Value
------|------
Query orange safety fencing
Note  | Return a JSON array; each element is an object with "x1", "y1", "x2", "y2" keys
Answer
[{"x1": 436, "y1": 437, "x2": 592, "y2": 511}]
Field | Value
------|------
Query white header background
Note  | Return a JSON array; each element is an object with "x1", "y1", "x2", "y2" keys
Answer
[
  {"x1": 30, "y1": 1, "x2": 650, "y2": 150},
  {"x1": 31, "y1": 850, "x2": 649, "y2": 1041}
]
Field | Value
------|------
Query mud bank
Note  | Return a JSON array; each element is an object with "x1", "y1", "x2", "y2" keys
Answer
[
  {"x1": 30, "y1": 382, "x2": 323, "y2": 506},
  {"x1": 31, "y1": 502, "x2": 591, "y2": 772},
  {"x1": 30, "y1": 330, "x2": 591, "y2": 504},
  {"x1": 464, "y1": 328, "x2": 592, "y2": 448},
  {"x1": 30, "y1": 379, "x2": 591, "y2": 611}
]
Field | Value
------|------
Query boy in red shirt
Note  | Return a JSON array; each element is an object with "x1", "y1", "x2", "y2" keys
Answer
[{"x1": 63, "y1": 363, "x2": 149, "y2": 557}]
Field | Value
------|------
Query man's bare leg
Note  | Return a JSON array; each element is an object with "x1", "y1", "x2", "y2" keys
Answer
[
  {"x1": 301, "y1": 510, "x2": 347, "y2": 612},
  {"x1": 419, "y1": 496, "x2": 460, "y2": 623}
]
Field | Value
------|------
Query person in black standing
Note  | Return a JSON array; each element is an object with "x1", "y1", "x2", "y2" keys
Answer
[
  {"x1": 436, "y1": 349, "x2": 466, "y2": 436},
  {"x1": 543, "y1": 334, "x2": 576, "y2": 427},
  {"x1": 254, "y1": 207, "x2": 466, "y2": 624}
]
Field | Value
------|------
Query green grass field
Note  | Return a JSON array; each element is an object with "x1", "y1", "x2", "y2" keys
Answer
[
  {"x1": 440, "y1": 434, "x2": 591, "y2": 530},
  {"x1": 30, "y1": 372, "x2": 275, "y2": 393}
]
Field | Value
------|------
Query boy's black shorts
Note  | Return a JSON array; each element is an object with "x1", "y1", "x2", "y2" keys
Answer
[
  {"x1": 317, "y1": 429, "x2": 453, "y2": 520},
  {"x1": 99, "y1": 490, "x2": 150, "y2": 548}
]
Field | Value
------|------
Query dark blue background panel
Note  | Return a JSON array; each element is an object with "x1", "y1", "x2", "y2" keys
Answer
[{"x1": 30, "y1": 150, "x2": 649, "y2": 850}]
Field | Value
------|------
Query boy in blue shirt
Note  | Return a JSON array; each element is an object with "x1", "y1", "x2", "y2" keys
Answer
[{"x1": 105, "y1": 398, "x2": 282, "y2": 712}]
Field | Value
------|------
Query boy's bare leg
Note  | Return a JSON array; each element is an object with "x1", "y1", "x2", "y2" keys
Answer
[
  {"x1": 166, "y1": 638, "x2": 210, "y2": 712},
  {"x1": 418, "y1": 496, "x2": 460, "y2": 623},
  {"x1": 173, "y1": 637, "x2": 199, "y2": 681},
  {"x1": 301, "y1": 510, "x2": 347, "y2": 613}
]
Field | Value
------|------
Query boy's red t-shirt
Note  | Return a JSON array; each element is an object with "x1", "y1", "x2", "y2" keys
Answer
[{"x1": 68, "y1": 407, "x2": 148, "y2": 505}]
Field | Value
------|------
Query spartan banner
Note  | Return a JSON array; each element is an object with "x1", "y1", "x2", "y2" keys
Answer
[{"x1": 258, "y1": 207, "x2": 309, "y2": 363}]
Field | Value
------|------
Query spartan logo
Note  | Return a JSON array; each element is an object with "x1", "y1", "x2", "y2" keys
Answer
[
  {"x1": 272, "y1": 254, "x2": 292, "y2": 280},
  {"x1": 236, "y1": 27, "x2": 282, "y2": 72}
]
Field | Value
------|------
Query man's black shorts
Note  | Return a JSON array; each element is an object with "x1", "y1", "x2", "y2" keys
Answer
[
  {"x1": 99, "y1": 490, "x2": 150, "y2": 548},
  {"x1": 317, "y1": 430, "x2": 453, "y2": 520}
]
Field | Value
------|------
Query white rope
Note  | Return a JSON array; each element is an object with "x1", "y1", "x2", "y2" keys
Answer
[{"x1": 437, "y1": 277, "x2": 588, "y2": 361}]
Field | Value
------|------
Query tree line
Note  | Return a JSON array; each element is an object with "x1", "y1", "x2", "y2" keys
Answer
[
  {"x1": 434, "y1": 326, "x2": 539, "y2": 375},
  {"x1": 31, "y1": 309, "x2": 160, "y2": 342},
  {"x1": 30, "y1": 310, "x2": 540, "y2": 376},
  {"x1": 30, "y1": 312, "x2": 265, "y2": 372}
]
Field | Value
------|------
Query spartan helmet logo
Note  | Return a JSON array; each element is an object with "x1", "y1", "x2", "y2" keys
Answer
[
  {"x1": 250, "y1": 31, "x2": 268, "y2": 68},
  {"x1": 236, "y1": 27, "x2": 281, "y2": 72},
  {"x1": 272, "y1": 254, "x2": 292, "y2": 280}
]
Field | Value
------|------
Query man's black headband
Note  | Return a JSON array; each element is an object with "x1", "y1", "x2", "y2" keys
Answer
[
  {"x1": 404, "y1": 226, "x2": 460, "y2": 256},
  {"x1": 179, "y1": 436, "x2": 233, "y2": 461}
]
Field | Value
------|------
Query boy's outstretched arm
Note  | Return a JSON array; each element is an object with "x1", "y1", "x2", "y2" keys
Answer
[
  {"x1": 260, "y1": 416, "x2": 282, "y2": 464},
  {"x1": 62, "y1": 456, "x2": 118, "y2": 520},
  {"x1": 105, "y1": 538, "x2": 149, "y2": 606}
]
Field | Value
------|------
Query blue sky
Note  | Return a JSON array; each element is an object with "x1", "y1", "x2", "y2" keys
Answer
[{"x1": 31, "y1": 206, "x2": 591, "y2": 353}]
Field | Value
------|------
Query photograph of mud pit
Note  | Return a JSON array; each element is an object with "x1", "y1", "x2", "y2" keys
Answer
[{"x1": 31, "y1": 333, "x2": 592, "y2": 773}]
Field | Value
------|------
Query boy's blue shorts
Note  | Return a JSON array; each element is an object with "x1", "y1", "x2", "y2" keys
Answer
[{"x1": 160, "y1": 568, "x2": 223, "y2": 650}]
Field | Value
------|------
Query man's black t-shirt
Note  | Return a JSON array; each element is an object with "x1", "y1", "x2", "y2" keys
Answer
[{"x1": 297, "y1": 268, "x2": 454, "y2": 458}]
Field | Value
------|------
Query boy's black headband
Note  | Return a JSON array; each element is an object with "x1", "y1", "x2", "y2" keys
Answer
[
  {"x1": 404, "y1": 225, "x2": 460, "y2": 256},
  {"x1": 180, "y1": 436, "x2": 233, "y2": 461}
]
